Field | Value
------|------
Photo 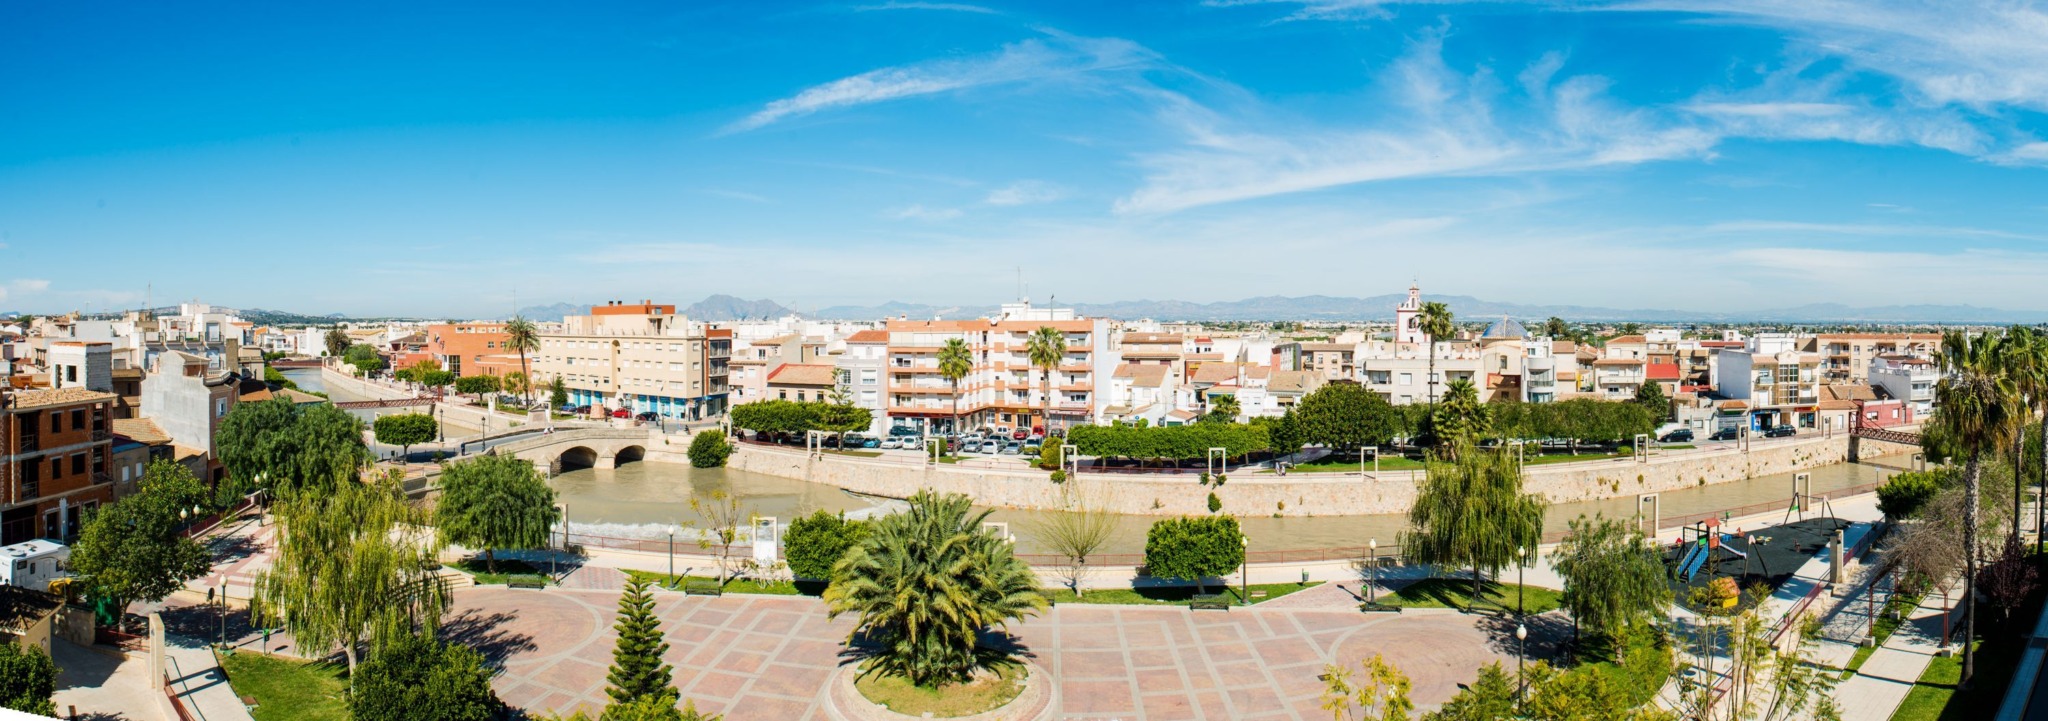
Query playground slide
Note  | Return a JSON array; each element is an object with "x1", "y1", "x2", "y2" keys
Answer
[
  {"x1": 1677, "y1": 542, "x2": 1709, "y2": 581},
  {"x1": 1719, "y1": 534, "x2": 1748, "y2": 559}
]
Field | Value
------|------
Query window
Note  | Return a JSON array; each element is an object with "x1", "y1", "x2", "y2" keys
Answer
[
  {"x1": 779, "y1": 390, "x2": 788, "y2": 400},
  {"x1": 1397, "y1": 373, "x2": 1413, "y2": 386},
  {"x1": 71, "y1": 409, "x2": 84, "y2": 430},
  {"x1": 216, "y1": 399, "x2": 228, "y2": 418},
  {"x1": 73, "y1": 454, "x2": 86, "y2": 475},
  {"x1": 860, "y1": 369, "x2": 878, "y2": 385},
  {"x1": 50, "y1": 458, "x2": 62, "y2": 479}
]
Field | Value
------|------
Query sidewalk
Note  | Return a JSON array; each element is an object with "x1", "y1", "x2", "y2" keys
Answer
[
  {"x1": 162, "y1": 633, "x2": 256, "y2": 721},
  {"x1": 1834, "y1": 588, "x2": 1959, "y2": 720}
]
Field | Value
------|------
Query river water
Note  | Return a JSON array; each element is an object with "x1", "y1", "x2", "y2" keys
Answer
[
  {"x1": 284, "y1": 369, "x2": 1907, "y2": 554},
  {"x1": 539, "y1": 453, "x2": 1908, "y2": 556}
]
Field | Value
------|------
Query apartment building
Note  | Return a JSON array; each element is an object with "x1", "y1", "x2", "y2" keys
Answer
[
  {"x1": 833, "y1": 330, "x2": 889, "y2": 433},
  {"x1": 1813, "y1": 333, "x2": 1941, "y2": 383},
  {"x1": 1102, "y1": 363, "x2": 1184, "y2": 426},
  {"x1": 532, "y1": 301, "x2": 731, "y2": 420},
  {"x1": 1296, "y1": 343, "x2": 1358, "y2": 381},
  {"x1": 1869, "y1": 354, "x2": 1938, "y2": 419},
  {"x1": 1590, "y1": 358, "x2": 1646, "y2": 400},
  {"x1": 141, "y1": 351, "x2": 240, "y2": 482},
  {"x1": 1715, "y1": 334, "x2": 1822, "y2": 431},
  {"x1": 881, "y1": 301, "x2": 1113, "y2": 435},
  {"x1": 424, "y1": 322, "x2": 520, "y2": 377},
  {"x1": 1, "y1": 387, "x2": 117, "y2": 545}
]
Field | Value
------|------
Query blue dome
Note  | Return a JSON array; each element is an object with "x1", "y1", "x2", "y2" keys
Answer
[{"x1": 1481, "y1": 317, "x2": 1528, "y2": 339}]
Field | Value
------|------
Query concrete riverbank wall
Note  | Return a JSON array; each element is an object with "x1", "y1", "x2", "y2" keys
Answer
[{"x1": 724, "y1": 433, "x2": 1918, "y2": 517}]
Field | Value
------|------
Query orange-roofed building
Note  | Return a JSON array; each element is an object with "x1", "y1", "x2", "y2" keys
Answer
[{"x1": 880, "y1": 300, "x2": 1111, "y2": 435}]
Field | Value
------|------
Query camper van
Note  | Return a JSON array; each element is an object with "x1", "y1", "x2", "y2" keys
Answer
[{"x1": 0, "y1": 540, "x2": 70, "y2": 593}]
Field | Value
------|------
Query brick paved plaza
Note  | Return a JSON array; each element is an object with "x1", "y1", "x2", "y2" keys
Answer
[{"x1": 457, "y1": 587, "x2": 1529, "y2": 720}]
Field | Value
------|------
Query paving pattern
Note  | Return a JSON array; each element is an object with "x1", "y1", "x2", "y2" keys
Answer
[{"x1": 457, "y1": 587, "x2": 1532, "y2": 720}]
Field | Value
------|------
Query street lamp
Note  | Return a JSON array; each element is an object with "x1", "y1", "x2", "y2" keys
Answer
[
  {"x1": 1367, "y1": 538, "x2": 1378, "y2": 603},
  {"x1": 1517, "y1": 547, "x2": 1528, "y2": 617},
  {"x1": 1515, "y1": 623, "x2": 1528, "y2": 706},
  {"x1": 1638, "y1": 493, "x2": 1660, "y2": 539},
  {"x1": 1240, "y1": 535, "x2": 1250, "y2": 605}
]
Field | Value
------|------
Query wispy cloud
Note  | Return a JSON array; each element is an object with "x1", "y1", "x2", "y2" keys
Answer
[
  {"x1": 0, "y1": 279, "x2": 49, "y2": 303},
  {"x1": 891, "y1": 204, "x2": 964, "y2": 221},
  {"x1": 853, "y1": 1, "x2": 1000, "y2": 14},
  {"x1": 1696, "y1": 220, "x2": 2048, "y2": 243},
  {"x1": 985, "y1": 180, "x2": 1065, "y2": 206},
  {"x1": 1115, "y1": 35, "x2": 1716, "y2": 213},
  {"x1": 724, "y1": 33, "x2": 1156, "y2": 133}
]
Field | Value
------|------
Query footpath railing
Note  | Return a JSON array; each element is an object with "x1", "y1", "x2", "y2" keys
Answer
[{"x1": 180, "y1": 497, "x2": 261, "y2": 540}]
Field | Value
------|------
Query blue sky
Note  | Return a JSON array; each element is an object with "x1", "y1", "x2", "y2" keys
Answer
[{"x1": 4, "y1": 0, "x2": 2048, "y2": 317}]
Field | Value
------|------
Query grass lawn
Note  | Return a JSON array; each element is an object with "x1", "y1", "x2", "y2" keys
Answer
[
  {"x1": 1042, "y1": 581, "x2": 1321, "y2": 606},
  {"x1": 825, "y1": 449, "x2": 883, "y2": 458},
  {"x1": 1279, "y1": 456, "x2": 1429, "y2": 473},
  {"x1": 623, "y1": 569, "x2": 813, "y2": 596},
  {"x1": 1380, "y1": 577, "x2": 1563, "y2": 615},
  {"x1": 1891, "y1": 553, "x2": 2048, "y2": 719},
  {"x1": 454, "y1": 557, "x2": 551, "y2": 586},
  {"x1": 855, "y1": 664, "x2": 1025, "y2": 717},
  {"x1": 1844, "y1": 587, "x2": 1929, "y2": 678},
  {"x1": 218, "y1": 651, "x2": 349, "y2": 721}
]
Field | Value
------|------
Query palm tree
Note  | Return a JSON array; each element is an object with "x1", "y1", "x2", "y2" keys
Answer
[
  {"x1": 1933, "y1": 329, "x2": 2023, "y2": 687},
  {"x1": 504, "y1": 316, "x2": 540, "y2": 409},
  {"x1": 938, "y1": 337, "x2": 973, "y2": 440},
  {"x1": 1431, "y1": 378, "x2": 1490, "y2": 455},
  {"x1": 1027, "y1": 326, "x2": 1066, "y2": 435},
  {"x1": 1543, "y1": 316, "x2": 1569, "y2": 339},
  {"x1": 1418, "y1": 301, "x2": 1455, "y2": 404},
  {"x1": 1997, "y1": 326, "x2": 2044, "y2": 549},
  {"x1": 824, "y1": 491, "x2": 1046, "y2": 687},
  {"x1": 1207, "y1": 393, "x2": 1241, "y2": 422}
]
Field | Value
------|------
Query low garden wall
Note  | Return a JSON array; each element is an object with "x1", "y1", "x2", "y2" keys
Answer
[{"x1": 723, "y1": 432, "x2": 1915, "y2": 517}]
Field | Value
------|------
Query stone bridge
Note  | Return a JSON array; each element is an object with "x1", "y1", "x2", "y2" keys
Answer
[{"x1": 491, "y1": 427, "x2": 665, "y2": 474}]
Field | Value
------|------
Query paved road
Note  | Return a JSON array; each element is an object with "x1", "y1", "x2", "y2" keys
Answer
[{"x1": 459, "y1": 586, "x2": 1545, "y2": 720}]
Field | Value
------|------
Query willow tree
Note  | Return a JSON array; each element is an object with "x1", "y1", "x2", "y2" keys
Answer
[
  {"x1": 1401, "y1": 443, "x2": 1546, "y2": 608},
  {"x1": 1550, "y1": 514, "x2": 1668, "y2": 650},
  {"x1": 434, "y1": 454, "x2": 559, "y2": 573},
  {"x1": 252, "y1": 475, "x2": 449, "y2": 675},
  {"x1": 938, "y1": 337, "x2": 973, "y2": 437},
  {"x1": 214, "y1": 397, "x2": 368, "y2": 503},
  {"x1": 1931, "y1": 329, "x2": 2023, "y2": 687}
]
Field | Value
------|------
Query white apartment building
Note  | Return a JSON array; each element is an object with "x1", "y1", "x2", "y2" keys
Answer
[
  {"x1": 1869, "y1": 354, "x2": 1938, "y2": 419},
  {"x1": 532, "y1": 301, "x2": 731, "y2": 420},
  {"x1": 833, "y1": 330, "x2": 889, "y2": 433},
  {"x1": 1715, "y1": 333, "x2": 1822, "y2": 431},
  {"x1": 882, "y1": 301, "x2": 1115, "y2": 435}
]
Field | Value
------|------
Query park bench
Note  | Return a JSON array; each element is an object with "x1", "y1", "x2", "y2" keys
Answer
[
  {"x1": 507, "y1": 577, "x2": 546, "y2": 590},
  {"x1": 1358, "y1": 601, "x2": 1403, "y2": 614},
  {"x1": 1189, "y1": 593, "x2": 1231, "y2": 611},
  {"x1": 684, "y1": 579, "x2": 724, "y2": 597}
]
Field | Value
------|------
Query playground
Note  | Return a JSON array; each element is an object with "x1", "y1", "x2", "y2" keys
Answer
[{"x1": 1664, "y1": 473, "x2": 1855, "y2": 609}]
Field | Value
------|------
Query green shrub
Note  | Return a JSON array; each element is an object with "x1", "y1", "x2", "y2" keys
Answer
[
  {"x1": 349, "y1": 633, "x2": 501, "y2": 721},
  {"x1": 1145, "y1": 515, "x2": 1243, "y2": 593},
  {"x1": 687, "y1": 430, "x2": 732, "y2": 469},
  {"x1": 784, "y1": 510, "x2": 869, "y2": 581},
  {"x1": 1877, "y1": 468, "x2": 1952, "y2": 519},
  {"x1": 0, "y1": 643, "x2": 55, "y2": 715}
]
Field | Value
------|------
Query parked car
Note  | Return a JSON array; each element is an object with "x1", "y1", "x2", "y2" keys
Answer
[
  {"x1": 1763, "y1": 426, "x2": 1797, "y2": 438},
  {"x1": 635, "y1": 411, "x2": 660, "y2": 422},
  {"x1": 999, "y1": 441, "x2": 1023, "y2": 455},
  {"x1": 1659, "y1": 428, "x2": 1694, "y2": 443},
  {"x1": 1023, "y1": 441, "x2": 1043, "y2": 455},
  {"x1": 1708, "y1": 428, "x2": 1741, "y2": 441},
  {"x1": 610, "y1": 408, "x2": 631, "y2": 419},
  {"x1": 859, "y1": 436, "x2": 881, "y2": 449},
  {"x1": 889, "y1": 426, "x2": 922, "y2": 437},
  {"x1": 1011, "y1": 429, "x2": 1029, "y2": 441},
  {"x1": 879, "y1": 437, "x2": 903, "y2": 450}
]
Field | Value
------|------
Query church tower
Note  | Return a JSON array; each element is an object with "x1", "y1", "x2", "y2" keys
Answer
[{"x1": 1395, "y1": 283, "x2": 1425, "y2": 346}]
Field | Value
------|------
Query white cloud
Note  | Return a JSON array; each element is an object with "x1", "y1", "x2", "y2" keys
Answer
[
  {"x1": 725, "y1": 33, "x2": 1155, "y2": 133},
  {"x1": 0, "y1": 279, "x2": 50, "y2": 302},
  {"x1": 853, "y1": 2, "x2": 999, "y2": 13},
  {"x1": 985, "y1": 180, "x2": 1065, "y2": 206},
  {"x1": 1115, "y1": 37, "x2": 1717, "y2": 214},
  {"x1": 891, "y1": 204, "x2": 964, "y2": 221}
]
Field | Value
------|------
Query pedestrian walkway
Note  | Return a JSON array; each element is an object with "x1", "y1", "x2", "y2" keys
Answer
[
  {"x1": 1833, "y1": 589, "x2": 1957, "y2": 720},
  {"x1": 162, "y1": 633, "x2": 257, "y2": 721}
]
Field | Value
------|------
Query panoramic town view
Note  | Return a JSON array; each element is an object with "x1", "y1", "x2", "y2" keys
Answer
[{"x1": 7, "y1": 2, "x2": 2048, "y2": 720}]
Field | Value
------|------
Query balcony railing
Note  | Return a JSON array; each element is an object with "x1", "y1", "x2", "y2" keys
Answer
[
  {"x1": 92, "y1": 429, "x2": 112, "y2": 442},
  {"x1": 16, "y1": 434, "x2": 37, "y2": 453},
  {"x1": 93, "y1": 471, "x2": 112, "y2": 485}
]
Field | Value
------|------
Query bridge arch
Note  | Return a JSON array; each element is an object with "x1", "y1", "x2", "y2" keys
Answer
[
  {"x1": 558, "y1": 446, "x2": 599, "y2": 471},
  {"x1": 614, "y1": 445, "x2": 646, "y2": 466}
]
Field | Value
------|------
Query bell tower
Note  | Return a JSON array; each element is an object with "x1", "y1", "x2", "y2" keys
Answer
[{"x1": 1395, "y1": 283, "x2": 1424, "y2": 346}]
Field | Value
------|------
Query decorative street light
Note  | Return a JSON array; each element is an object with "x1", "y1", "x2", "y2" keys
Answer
[
  {"x1": 1240, "y1": 535, "x2": 1250, "y2": 606},
  {"x1": 1515, "y1": 622, "x2": 1529, "y2": 706},
  {"x1": 1639, "y1": 493, "x2": 1661, "y2": 539},
  {"x1": 1367, "y1": 538, "x2": 1379, "y2": 604}
]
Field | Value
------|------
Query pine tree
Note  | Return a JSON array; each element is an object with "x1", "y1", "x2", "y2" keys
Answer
[{"x1": 605, "y1": 577, "x2": 677, "y2": 706}]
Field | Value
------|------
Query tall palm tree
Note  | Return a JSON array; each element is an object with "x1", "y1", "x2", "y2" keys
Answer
[
  {"x1": 1418, "y1": 301, "x2": 1455, "y2": 404},
  {"x1": 503, "y1": 316, "x2": 540, "y2": 409},
  {"x1": 1933, "y1": 329, "x2": 2022, "y2": 687},
  {"x1": 1998, "y1": 326, "x2": 2045, "y2": 549},
  {"x1": 938, "y1": 337, "x2": 973, "y2": 439},
  {"x1": 1027, "y1": 326, "x2": 1066, "y2": 435}
]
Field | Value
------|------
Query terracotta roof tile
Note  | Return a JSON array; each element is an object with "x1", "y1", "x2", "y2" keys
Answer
[
  {"x1": 845, "y1": 330, "x2": 889, "y2": 343},
  {"x1": 767, "y1": 363, "x2": 838, "y2": 387},
  {"x1": 6, "y1": 387, "x2": 115, "y2": 409},
  {"x1": 1113, "y1": 364, "x2": 1171, "y2": 386},
  {"x1": 111, "y1": 418, "x2": 171, "y2": 445}
]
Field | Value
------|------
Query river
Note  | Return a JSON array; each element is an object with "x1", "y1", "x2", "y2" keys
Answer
[{"x1": 539, "y1": 453, "x2": 1907, "y2": 556}]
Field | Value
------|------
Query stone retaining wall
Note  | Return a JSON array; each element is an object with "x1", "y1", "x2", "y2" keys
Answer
[{"x1": 724, "y1": 433, "x2": 1915, "y2": 517}]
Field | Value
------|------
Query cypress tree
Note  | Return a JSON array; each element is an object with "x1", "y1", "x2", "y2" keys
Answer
[{"x1": 605, "y1": 577, "x2": 677, "y2": 706}]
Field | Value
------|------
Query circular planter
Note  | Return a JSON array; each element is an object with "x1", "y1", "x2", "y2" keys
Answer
[{"x1": 824, "y1": 661, "x2": 1053, "y2": 721}]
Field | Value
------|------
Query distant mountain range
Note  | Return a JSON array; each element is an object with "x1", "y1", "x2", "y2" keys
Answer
[{"x1": 501, "y1": 294, "x2": 2048, "y2": 324}]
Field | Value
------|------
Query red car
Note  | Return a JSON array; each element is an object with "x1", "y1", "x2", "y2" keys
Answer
[{"x1": 611, "y1": 408, "x2": 631, "y2": 418}]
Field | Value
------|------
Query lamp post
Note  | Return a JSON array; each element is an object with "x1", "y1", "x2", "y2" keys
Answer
[
  {"x1": 1517, "y1": 547, "x2": 1527, "y2": 617},
  {"x1": 1240, "y1": 535, "x2": 1250, "y2": 606},
  {"x1": 1368, "y1": 538, "x2": 1378, "y2": 603},
  {"x1": 1639, "y1": 493, "x2": 1661, "y2": 540},
  {"x1": 1515, "y1": 622, "x2": 1528, "y2": 707}
]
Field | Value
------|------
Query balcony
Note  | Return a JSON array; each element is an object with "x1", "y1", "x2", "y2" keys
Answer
[
  {"x1": 16, "y1": 434, "x2": 37, "y2": 453},
  {"x1": 92, "y1": 429, "x2": 112, "y2": 443},
  {"x1": 93, "y1": 471, "x2": 112, "y2": 485}
]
